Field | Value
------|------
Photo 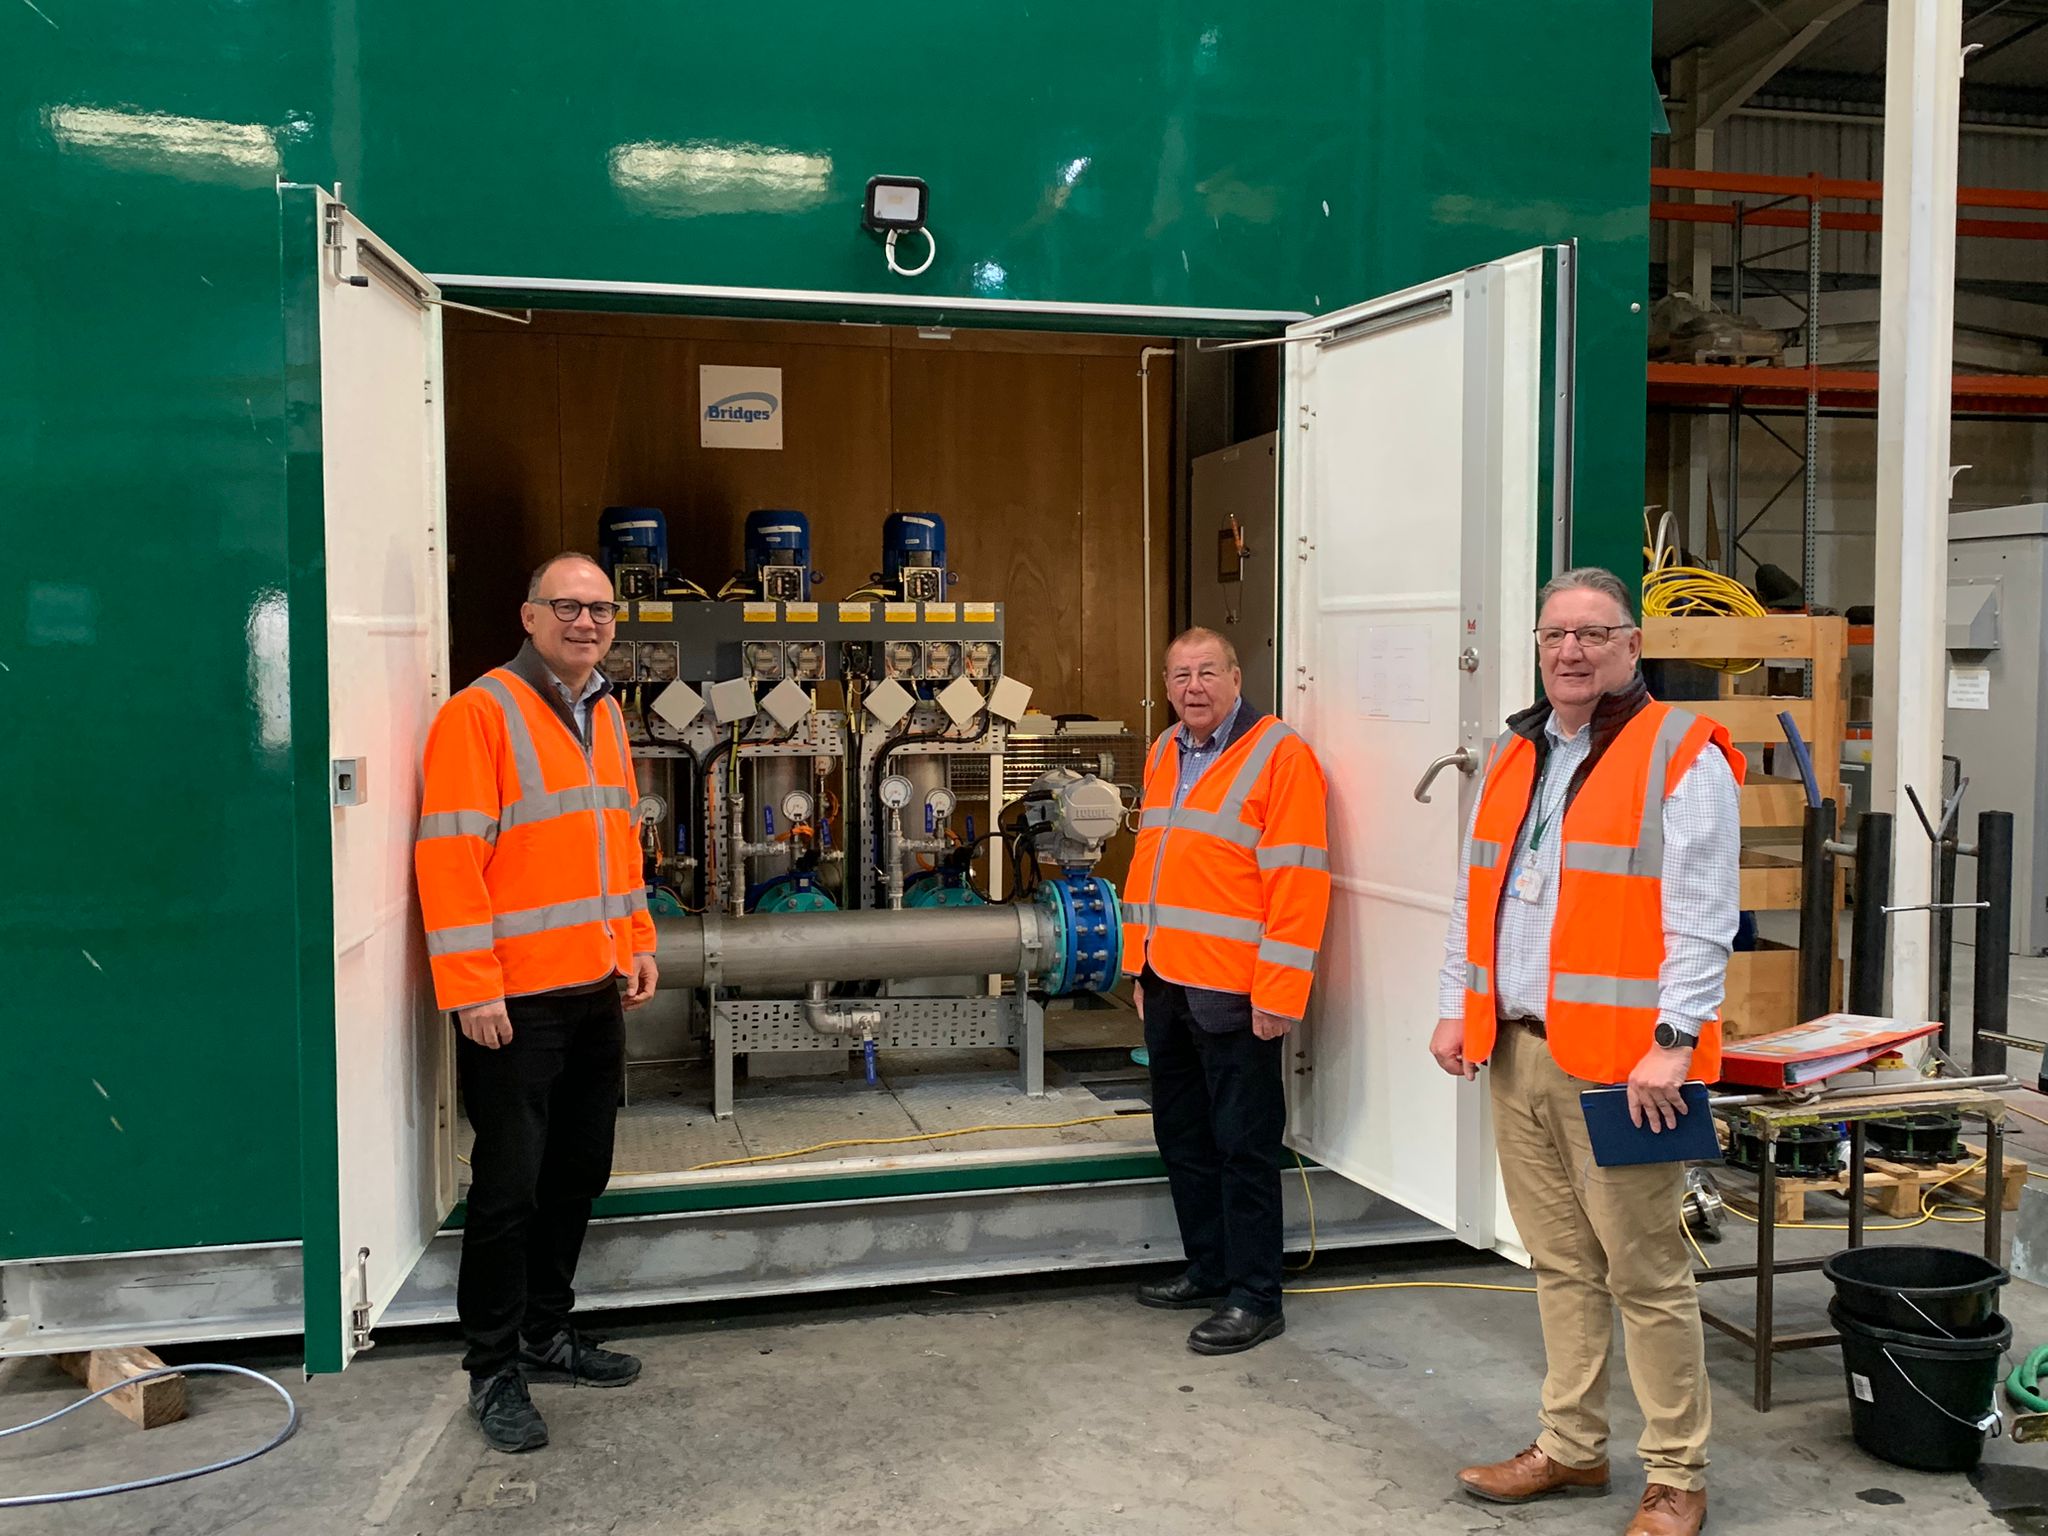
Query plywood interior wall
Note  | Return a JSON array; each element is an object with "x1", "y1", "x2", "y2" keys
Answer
[{"x1": 443, "y1": 310, "x2": 1175, "y2": 739}]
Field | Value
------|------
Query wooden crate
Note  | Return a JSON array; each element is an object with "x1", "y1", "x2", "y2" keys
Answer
[{"x1": 1642, "y1": 615, "x2": 1850, "y2": 1037}]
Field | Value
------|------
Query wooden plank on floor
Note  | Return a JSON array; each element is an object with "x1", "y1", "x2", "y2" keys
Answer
[{"x1": 54, "y1": 1347, "x2": 186, "y2": 1429}]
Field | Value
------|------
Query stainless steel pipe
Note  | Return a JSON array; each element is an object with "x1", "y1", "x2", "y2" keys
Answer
[{"x1": 653, "y1": 903, "x2": 1056, "y2": 990}]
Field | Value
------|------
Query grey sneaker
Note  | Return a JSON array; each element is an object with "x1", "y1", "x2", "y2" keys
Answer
[
  {"x1": 469, "y1": 1367, "x2": 548, "y2": 1453},
  {"x1": 519, "y1": 1326, "x2": 642, "y2": 1388}
]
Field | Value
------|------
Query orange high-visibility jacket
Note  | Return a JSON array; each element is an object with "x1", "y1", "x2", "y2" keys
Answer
[
  {"x1": 415, "y1": 643, "x2": 654, "y2": 1012},
  {"x1": 1121, "y1": 710, "x2": 1331, "y2": 1020},
  {"x1": 1461, "y1": 698, "x2": 1744, "y2": 1084}
]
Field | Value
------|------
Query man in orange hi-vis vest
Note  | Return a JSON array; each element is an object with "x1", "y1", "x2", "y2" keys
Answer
[
  {"x1": 416, "y1": 552, "x2": 658, "y2": 1455},
  {"x1": 1430, "y1": 568, "x2": 1740, "y2": 1536},
  {"x1": 1122, "y1": 626, "x2": 1330, "y2": 1356}
]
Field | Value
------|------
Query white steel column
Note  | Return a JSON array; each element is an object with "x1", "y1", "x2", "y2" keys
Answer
[{"x1": 1872, "y1": 0, "x2": 1963, "y2": 1015}]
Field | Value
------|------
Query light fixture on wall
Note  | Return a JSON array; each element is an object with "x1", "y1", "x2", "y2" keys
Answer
[{"x1": 863, "y1": 175, "x2": 935, "y2": 278}]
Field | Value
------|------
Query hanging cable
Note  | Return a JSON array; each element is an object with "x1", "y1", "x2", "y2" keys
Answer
[{"x1": 1641, "y1": 508, "x2": 1768, "y2": 674}]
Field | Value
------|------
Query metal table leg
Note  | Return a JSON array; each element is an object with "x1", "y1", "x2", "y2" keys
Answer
[
  {"x1": 1847, "y1": 1120, "x2": 1867, "y2": 1248},
  {"x1": 1985, "y1": 1116, "x2": 2007, "y2": 1260},
  {"x1": 1756, "y1": 1140, "x2": 1777, "y2": 1412}
]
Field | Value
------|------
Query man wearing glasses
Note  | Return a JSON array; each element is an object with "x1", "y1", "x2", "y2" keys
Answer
[
  {"x1": 416, "y1": 552, "x2": 659, "y2": 1453},
  {"x1": 1428, "y1": 568, "x2": 1739, "y2": 1536}
]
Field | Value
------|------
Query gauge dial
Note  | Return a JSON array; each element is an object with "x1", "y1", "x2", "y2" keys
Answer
[{"x1": 879, "y1": 774, "x2": 914, "y2": 810}]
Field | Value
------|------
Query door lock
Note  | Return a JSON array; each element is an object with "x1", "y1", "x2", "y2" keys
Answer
[
  {"x1": 1458, "y1": 647, "x2": 1480, "y2": 673},
  {"x1": 1413, "y1": 747, "x2": 1477, "y2": 804}
]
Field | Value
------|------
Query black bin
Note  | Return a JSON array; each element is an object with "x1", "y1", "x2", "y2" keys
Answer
[
  {"x1": 1830, "y1": 1302, "x2": 2009, "y2": 1472},
  {"x1": 1823, "y1": 1245, "x2": 2007, "y2": 1334}
]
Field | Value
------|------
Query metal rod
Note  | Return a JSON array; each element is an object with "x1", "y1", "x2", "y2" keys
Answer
[
  {"x1": 1798, "y1": 799, "x2": 1838, "y2": 1023},
  {"x1": 1936, "y1": 830, "x2": 1960, "y2": 1044},
  {"x1": 1848, "y1": 811, "x2": 1893, "y2": 1014},
  {"x1": 1709, "y1": 1074, "x2": 2015, "y2": 1111},
  {"x1": 1973, "y1": 809, "x2": 2015, "y2": 1076},
  {"x1": 653, "y1": 904, "x2": 1055, "y2": 990}
]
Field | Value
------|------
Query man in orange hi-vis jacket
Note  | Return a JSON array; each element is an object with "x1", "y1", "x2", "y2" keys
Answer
[
  {"x1": 416, "y1": 552, "x2": 658, "y2": 1455},
  {"x1": 1430, "y1": 567, "x2": 1739, "y2": 1536},
  {"x1": 1122, "y1": 626, "x2": 1330, "y2": 1356}
]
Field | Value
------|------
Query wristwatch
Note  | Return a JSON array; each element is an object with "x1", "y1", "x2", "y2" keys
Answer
[{"x1": 1654, "y1": 1020, "x2": 1699, "y2": 1051}]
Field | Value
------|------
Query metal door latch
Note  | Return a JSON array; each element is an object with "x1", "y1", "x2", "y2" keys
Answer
[
  {"x1": 1413, "y1": 747, "x2": 1477, "y2": 803},
  {"x1": 350, "y1": 1246, "x2": 377, "y2": 1353},
  {"x1": 332, "y1": 758, "x2": 368, "y2": 807}
]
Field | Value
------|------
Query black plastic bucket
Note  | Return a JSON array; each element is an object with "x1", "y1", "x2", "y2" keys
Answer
[
  {"x1": 1823, "y1": 1245, "x2": 2008, "y2": 1335},
  {"x1": 1830, "y1": 1302, "x2": 2009, "y2": 1472}
]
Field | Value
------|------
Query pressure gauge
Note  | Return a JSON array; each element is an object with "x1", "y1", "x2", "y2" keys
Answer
[
  {"x1": 924, "y1": 786, "x2": 957, "y2": 822},
  {"x1": 633, "y1": 794, "x2": 668, "y2": 829},
  {"x1": 964, "y1": 640, "x2": 1001, "y2": 681},
  {"x1": 744, "y1": 640, "x2": 785, "y2": 681},
  {"x1": 884, "y1": 640, "x2": 921, "y2": 681},
  {"x1": 922, "y1": 640, "x2": 961, "y2": 681},
  {"x1": 781, "y1": 789, "x2": 816, "y2": 824},
  {"x1": 879, "y1": 774, "x2": 915, "y2": 810},
  {"x1": 639, "y1": 641, "x2": 680, "y2": 683}
]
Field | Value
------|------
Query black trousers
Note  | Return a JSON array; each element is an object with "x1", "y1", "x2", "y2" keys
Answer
[
  {"x1": 456, "y1": 983, "x2": 624, "y2": 1378},
  {"x1": 1141, "y1": 969, "x2": 1287, "y2": 1313}
]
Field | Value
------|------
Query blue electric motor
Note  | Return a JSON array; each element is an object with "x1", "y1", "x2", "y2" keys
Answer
[
  {"x1": 745, "y1": 509, "x2": 814, "y2": 602},
  {"x1": 598, "y1": 506, "x2": 668, "y2": 599},
  {"x1": 882, "y1": 512, "x2": 949, "y2": 603}
]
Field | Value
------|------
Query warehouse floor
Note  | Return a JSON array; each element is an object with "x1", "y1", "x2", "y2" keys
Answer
[{"x1": 7, "y1": 963, "x2": 2048, "y2": 1535}]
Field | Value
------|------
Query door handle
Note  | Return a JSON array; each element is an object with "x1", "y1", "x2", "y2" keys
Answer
[{"x1": 1413, "y1": 747, "x2": 1476, "y2": 804}]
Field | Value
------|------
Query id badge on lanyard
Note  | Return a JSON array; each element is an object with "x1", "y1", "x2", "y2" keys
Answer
[{"x1": 1512, "y1": 757, "x2": 1564, "y2": 904}]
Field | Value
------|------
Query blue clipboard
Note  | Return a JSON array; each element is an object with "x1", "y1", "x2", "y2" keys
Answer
[{"x1": 1579, "y1": 1082, "x2": 1718, "y2": 1166}]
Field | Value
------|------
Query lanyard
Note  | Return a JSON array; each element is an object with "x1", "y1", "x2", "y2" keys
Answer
[{"x1": 1526, "y1": 749, "x2": 1573, "y2": 853}]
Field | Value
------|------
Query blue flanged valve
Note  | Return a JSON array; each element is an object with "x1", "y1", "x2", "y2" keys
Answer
[
  {"x1": 752, "y1": 873, "x2": 839, "y2": 914},
  {"x1": 1033, "y1": 876, "x2": 1122, "y2": 996}
]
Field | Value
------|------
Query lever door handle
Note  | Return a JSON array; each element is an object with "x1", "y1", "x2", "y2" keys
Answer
[{"x1": 1413, "y1": 747, "x2": 1476, "y2": 804}]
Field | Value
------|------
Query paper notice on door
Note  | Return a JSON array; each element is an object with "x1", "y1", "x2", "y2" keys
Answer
[
  {"x1": 1948, "y1": 667, "x2": 1991, "y2": 710},
  {"x1": 1359, "y1": 625, "x2": 1431, "y2": 723}
]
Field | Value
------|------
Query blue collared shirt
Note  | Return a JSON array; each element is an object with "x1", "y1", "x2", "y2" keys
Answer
[
  {"x1": 1174, "y1": 696, "x2": 1244, "y2": 807},
  {"x1": 546, "y1": 667, "x2": 606, "y2": 746}
]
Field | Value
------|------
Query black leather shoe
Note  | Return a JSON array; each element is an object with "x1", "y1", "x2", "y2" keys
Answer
[
  {"x1": 1187, "y1": 1306, "x2": 1285, "y2": 1355},
  {"x1": 469, "y1": 1367, "x2": 548, "y2": 1453},
  {"x1": 519, "y1": 1326, "x2": 642, "y2": 1388},
  {"x1": 1137, "y1": 1274, "x2": 1227, "y2": 1310}
]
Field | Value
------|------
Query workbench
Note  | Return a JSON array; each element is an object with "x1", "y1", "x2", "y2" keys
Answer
[{"x1": 1697, "y1": 1084, "x2": 2009, "y2": 1412}]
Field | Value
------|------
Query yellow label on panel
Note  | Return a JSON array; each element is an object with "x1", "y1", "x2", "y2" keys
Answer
[
  {"x1": 923, "y1": 602, "x2": 957, "y2": 622},
  {"x1": 636, "y1": 601, "x2": 674, "y2": 622},
  {"x1": 884, "y1": 603, "x2": 919, "y2": 623},
  {"x1": 963, "y1": 602, "x2": 997, "y2": 624},
  {"x1": 785, "y1": 602, "x2": 819, "y2": 622},
  {"x1": 838, "y1": 602, "x2": 873, "y2": 622},
  {"x1": 743, "y1": 602, "x2": 779, "y2": 623}
]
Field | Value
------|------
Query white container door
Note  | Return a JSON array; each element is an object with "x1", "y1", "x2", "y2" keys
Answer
[
  {"x1": 1280, "y1": 248, "x2": 1570, "y2": 1260},
  {"x1": 295, "y1": 190, "x2": 455, "y2": 1369}
]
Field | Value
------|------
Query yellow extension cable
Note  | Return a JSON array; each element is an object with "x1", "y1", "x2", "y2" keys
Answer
[{"x1": 1641, "y1": 510, "x2": 1767, "y2": 675}]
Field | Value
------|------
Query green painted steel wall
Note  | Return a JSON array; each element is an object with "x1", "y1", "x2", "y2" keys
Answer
[{"x1": 0, "y1": 2, "x2": 1649, "y2": 1262}]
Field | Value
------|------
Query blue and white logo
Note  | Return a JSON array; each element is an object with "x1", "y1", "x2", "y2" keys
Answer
[
  {"x1": 699, "y1": 365, "x2": 785, "y2": 450},
  {"x1": 704, "y1": 390, "x2": 779, "y2": 426}
]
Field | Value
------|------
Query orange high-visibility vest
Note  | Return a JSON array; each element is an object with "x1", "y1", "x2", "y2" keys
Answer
[
  {"x1": 1461, "y1": 700, "x2": 1744, "y2": 1084},
  {"x1": 1121, "y1": 713, "x2": 1331, "y2": 1020},
  {"x1": 415, "y1": 645, "x2": 654, "y2": 1012}
]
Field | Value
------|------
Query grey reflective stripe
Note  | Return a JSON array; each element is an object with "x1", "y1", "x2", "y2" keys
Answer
[
  {"x1": 1552, "y1": 972, "x2": 1663, "y2": 1010},
  {"x1": 1471, "y1": 838, "x2": 1504, "y2": 870},
  {"x1": 1162, "y1": 806, "x2": 1262, "y2": 848},
  {"x1": 606, "y1": 698, "x2": 630, "y2": 769},
  {"x1": 499, "y1": 783, "x2": 633, "y2": 832},
  {"x1": 1214, "y1": 719, "x2": 1299, "y2": 823},
  {"x1": 417, "y1": 810, "x2": 499, "y2": 844},
  {"x1": 1258, "y1": 937, "x2": 1317, "y2": 971},
  {"x1": 1147, "y1": 730, "x2": 1175, "y2": 779},
  {"x1": 1121, "y1": 902, "x2": 1262, "y2": 945},
  {"x1": 473, "y1": 676, "x2": 545, "y2": 803},
  {"x1": 1139, "y1": 807, "x2": 1172, "y2": 830},
  {"x1": 1256, "y1": 843, "x2": 1329, "y2": 871},
  {"x1": 492, "y1": 889, "x2": 648, "y2": 941},
  {"x1": 1562, "y1": 841, "x2": 1632, "y2": 875},
  {"x1": 1634, "y1": 707, "x2": 1695, "y2": 876},
  {"x1": 1466, "y1": 961, "x2": 1491, "y2": 995},
  {"x1": 425, "y1": 921, "x2": 495, "y2": 957}
]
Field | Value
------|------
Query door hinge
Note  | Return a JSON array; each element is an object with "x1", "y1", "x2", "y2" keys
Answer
[{"x1": 351, "y1": 1246, "x2": 377, "y2": 1353}]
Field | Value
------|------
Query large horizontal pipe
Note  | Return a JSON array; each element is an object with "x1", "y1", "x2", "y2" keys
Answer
[{"x1": 653, "y1": 903, "x2": 1057, "y2": 990}]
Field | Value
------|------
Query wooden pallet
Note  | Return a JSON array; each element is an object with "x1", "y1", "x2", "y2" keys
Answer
[
  {"x1": 1719, "y1": 1152, "x2": 2028, "y2": 1225},
  {"x1": 1640, "y1": 616, "x2": 1850, "y2": 1040}
]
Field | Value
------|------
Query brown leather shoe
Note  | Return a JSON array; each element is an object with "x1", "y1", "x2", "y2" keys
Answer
[
  {"x1": 1455, "y1": 1443, "x2": 1610, "y2": 1504},
  {"x1": 1625, "y1": 1483, "x2": 1707, "y2": 1536}
]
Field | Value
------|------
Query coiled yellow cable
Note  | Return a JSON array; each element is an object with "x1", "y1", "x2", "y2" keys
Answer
[{"x1": 1641, "y1": 509, "x2": 1767, "y2": 674}]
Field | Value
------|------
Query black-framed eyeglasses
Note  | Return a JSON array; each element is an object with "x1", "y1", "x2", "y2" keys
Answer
[
  {"x1": 1533, "y1": 624, "x2": 1634, "y2": 651},
  {"x1": 534, "y1": 598, "x2": 620, "y2": 624}
]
